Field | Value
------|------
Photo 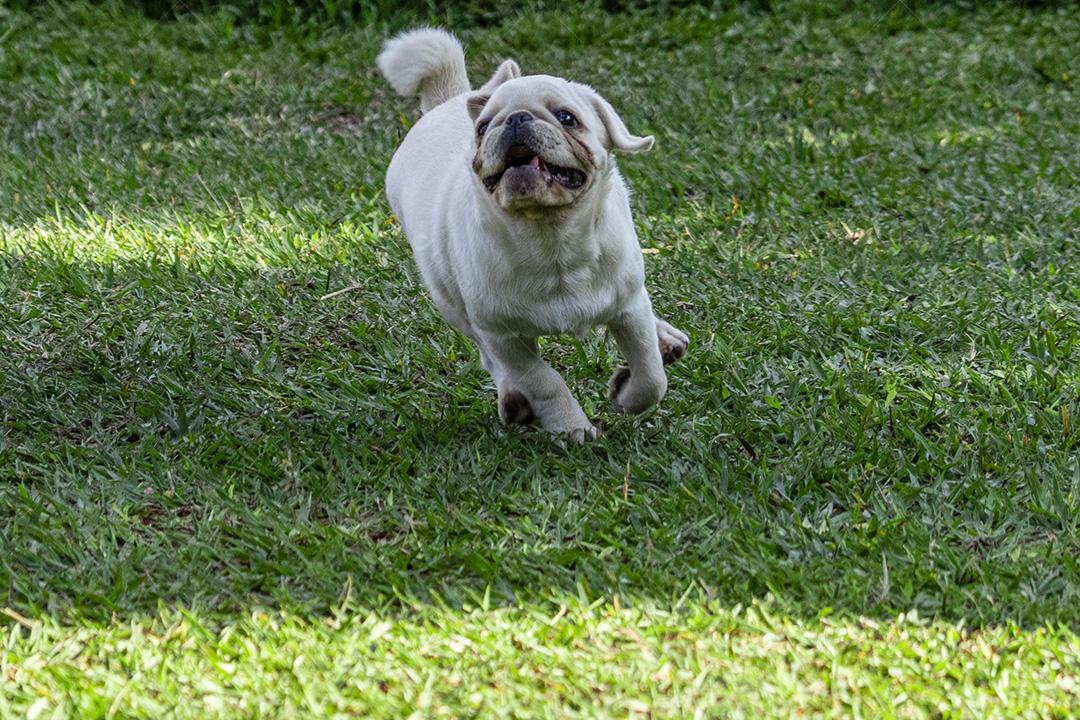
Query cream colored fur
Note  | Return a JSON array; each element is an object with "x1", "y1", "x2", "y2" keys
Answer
[{"x1": 378, "y1": 29, "x2": 687, "y2": 441}]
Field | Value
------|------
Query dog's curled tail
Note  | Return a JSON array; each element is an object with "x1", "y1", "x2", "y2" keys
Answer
[{"x1": 377, "y1": 28, "x2": 469, "y2": 114}]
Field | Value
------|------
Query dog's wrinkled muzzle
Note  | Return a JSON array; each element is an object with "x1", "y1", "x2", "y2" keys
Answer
[
  {"x1": 499, "y1": 122, "x2": 539, "y2": 158},
  {"x1": 482, "y1": 122, "x2": 587, "y2": 194}
]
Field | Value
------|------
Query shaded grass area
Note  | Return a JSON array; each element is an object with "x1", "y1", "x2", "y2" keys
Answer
[{"x1": 1, "y1": 0, "x2": 1079, "y2": 716}]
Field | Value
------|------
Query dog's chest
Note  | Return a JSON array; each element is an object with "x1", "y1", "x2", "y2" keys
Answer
[{"x1": 491, "y1": 262, "x2": 623, "y2": 337}]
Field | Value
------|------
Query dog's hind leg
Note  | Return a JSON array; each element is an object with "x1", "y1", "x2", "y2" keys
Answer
[
  {"x1": 451, "y1": 320, "x2": 537, "y2": 426},
  {"x1": 474, "y1": 339, "x2": 537, "y2": 426}
]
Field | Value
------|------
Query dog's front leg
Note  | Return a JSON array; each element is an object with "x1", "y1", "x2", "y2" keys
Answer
[
  {"x1": 479, "y1": 332, "x2": 597, "y2": 442},
  {"x1": 607, "y1": 290, "x2": 673, "y2": 414}
]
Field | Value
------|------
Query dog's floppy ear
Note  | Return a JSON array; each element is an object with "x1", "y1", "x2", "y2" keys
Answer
[
  {"x1": 466, "y1": 93, "x2": 489, "y2": 122},
  {"x1": 589, "y1": 90, "x2": 654, "y2": 153},
  {"x1": 467, "y1": 59, "x2": 521, "y2": 122},
  {"x1": 480, "y1": 59, "x2": 521, "y2": 94}
]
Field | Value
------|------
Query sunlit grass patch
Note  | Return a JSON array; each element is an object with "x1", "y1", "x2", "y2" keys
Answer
[{"x1": 5, "y1": 599, "x2": 1078, "y2": 718}]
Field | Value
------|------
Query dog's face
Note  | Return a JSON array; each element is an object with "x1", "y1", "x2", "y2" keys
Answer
[{"x1": 467, "y1": 63, "x2": 653, "y2": 214}]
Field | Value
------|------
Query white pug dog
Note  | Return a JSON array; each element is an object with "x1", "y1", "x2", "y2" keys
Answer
[{"x1": 378, "y1": 28, "x2": 688, "y2": 441}]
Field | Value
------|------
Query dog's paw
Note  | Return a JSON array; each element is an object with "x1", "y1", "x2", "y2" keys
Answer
[
  {"x1": 541, "y1": 414, "x2": 598, "y2": 443},
  {"x1": 608, "y1": 365, "x2": 665, "y2": 414},
  {"x1": 566, "y1": 424, "x2": 598, "y2": 444},
  {"x1": 498, "y1": 388, "x2": 535, "y2": 425},
  {"x1": 543, "y1": 420, "x2": 597, "y2": 444},
  {"x1": 656, "y1": 319, "x2": 689, "y2": 366}
]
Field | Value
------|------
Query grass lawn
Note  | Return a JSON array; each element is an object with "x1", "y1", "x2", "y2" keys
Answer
[{"x1": 2, "y1": 0, "x2": 1079, "y2": 716}]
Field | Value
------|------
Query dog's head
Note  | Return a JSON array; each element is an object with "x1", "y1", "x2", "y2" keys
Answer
[{"x1": 467, "y1": 61, "x2": 653, "y2": 214}]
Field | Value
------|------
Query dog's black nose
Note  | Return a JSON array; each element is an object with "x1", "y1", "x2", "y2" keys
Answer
[{"x1": 505, "y1": 111, "x2": 533, "y2": 128}]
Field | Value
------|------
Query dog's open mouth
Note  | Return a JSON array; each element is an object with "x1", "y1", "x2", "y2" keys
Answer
[{"x1": 483, "y1": 144, "x2": 587, "y2": 193}]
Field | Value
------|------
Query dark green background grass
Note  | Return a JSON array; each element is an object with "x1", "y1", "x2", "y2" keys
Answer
[{"x1": 1, "y1": 1, "x2": 1078, "y2": 716}]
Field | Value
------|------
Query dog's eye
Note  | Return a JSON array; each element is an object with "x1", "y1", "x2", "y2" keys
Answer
[
  {"x1": 554, "y1": 109, "x2": 578, "y2": 127},
  {"x1": 476, "y1": 120, "x2": 490, "y2": 138}
]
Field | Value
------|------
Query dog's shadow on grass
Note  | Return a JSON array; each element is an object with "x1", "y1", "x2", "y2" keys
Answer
[{"x1": 1, "y1": 246, "x2": 1076, "y2": 630}]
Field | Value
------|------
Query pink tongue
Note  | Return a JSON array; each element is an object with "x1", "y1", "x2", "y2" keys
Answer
[{"x1": 529, "y1": 155, "x2": 543, "y2": 169}]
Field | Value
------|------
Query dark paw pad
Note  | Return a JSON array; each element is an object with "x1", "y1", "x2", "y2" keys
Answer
[
  {"x1": 499, "y1": 389, "x2": 535, "y2": 425},
  {"x1": 607, "y1": 365, "x2": 632, "y2": 404},
  {"x1": 659, "y1": 338, "x2": 687, "y2": 365}
]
